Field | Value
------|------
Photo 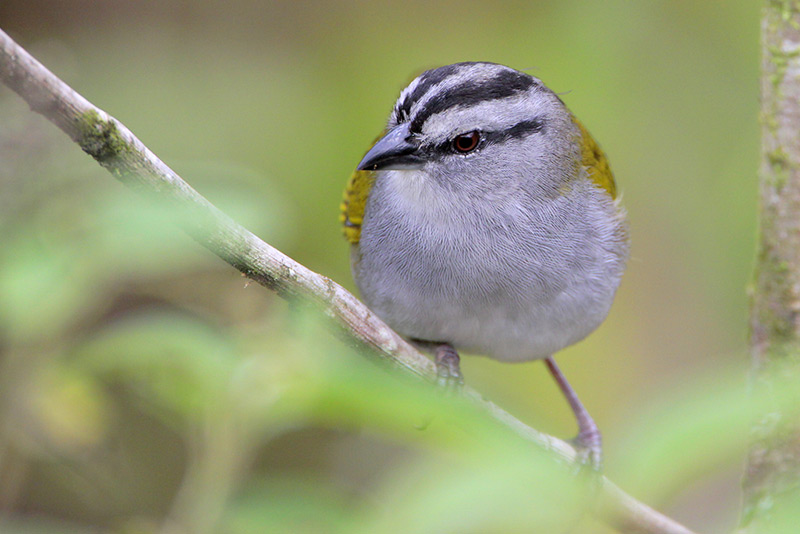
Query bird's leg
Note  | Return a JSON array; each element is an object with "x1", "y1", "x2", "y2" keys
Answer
[{"x1": 544, "y1": 357, "x2": 602, "y2": 470}]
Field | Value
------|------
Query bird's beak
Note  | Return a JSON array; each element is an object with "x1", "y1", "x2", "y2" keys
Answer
[{"x1": 356, "y1": 122, "x2": 424, "y2": 171}]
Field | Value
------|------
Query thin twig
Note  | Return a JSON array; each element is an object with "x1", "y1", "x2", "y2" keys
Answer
[{"x1": 0, "y1": 28, "x2": 695, "y2": 534}]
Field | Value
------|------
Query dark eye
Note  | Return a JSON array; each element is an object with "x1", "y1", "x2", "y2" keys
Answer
[{"x1": 452, "y1": 131, "x2": 480, "y2": 153}]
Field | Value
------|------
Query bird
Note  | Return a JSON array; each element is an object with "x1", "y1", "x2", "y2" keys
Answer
[{"x1": 340, "y1": 61, "x2": 628, "y2": 466}]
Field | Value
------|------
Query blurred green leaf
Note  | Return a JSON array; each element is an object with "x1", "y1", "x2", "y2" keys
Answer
[
  {"x1": 73, "y1": 312, "x2": 237, "y2": 422},
  {"x1": 222, "y1": 477, "x2": 354, "y2": 534},
  {"x1": 617, "y1": 365, "x2": 750, "y2": 502}
]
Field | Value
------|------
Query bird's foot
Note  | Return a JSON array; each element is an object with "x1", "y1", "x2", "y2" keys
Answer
[
  {"x1": 571, "y1": 426, "x2": 603, "y2": 474},
  {"x1": 434, "y1": 343, "x2": 464, "y2": 393}
]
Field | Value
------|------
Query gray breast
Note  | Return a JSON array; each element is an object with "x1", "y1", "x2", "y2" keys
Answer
[{"x1": 352, "y1": 172, "x2": 627, "y2": 361}]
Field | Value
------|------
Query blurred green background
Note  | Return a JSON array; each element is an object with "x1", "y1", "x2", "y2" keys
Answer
[{"x1": 0, "y1": 1, "x2": 760, "y2": 533}]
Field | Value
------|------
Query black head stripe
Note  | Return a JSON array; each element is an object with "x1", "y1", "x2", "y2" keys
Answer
[
  {"x1": 396, "y1": 63, "x2": 464, "y2": 120},
  {"x1": 410, "y1": 69, "x2": 536, "y2": 133}
]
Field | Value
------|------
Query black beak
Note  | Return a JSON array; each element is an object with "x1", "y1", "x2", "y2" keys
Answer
[{"x1": 356, "y1": 122, "x2": 424, "y2": 171}]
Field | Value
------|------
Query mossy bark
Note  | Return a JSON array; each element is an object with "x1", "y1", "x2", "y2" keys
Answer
[{"x1": 742, "y1": 2, "x2": 800, "y2": 532}]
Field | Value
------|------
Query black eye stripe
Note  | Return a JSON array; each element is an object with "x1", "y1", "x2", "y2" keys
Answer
[
  {"x1": 424, "y1": 119, "x2": 545, "y2": 160},
  {"x1": 483, "y1": 119, "x2": 545, "y2": 144}
]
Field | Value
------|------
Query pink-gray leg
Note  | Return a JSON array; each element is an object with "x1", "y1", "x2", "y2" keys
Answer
[{"x1": 544, "y1": 357, "x2": 602, "y2": 470}]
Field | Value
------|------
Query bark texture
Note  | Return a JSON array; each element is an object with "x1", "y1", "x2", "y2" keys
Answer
[{"x1": 743, "y1": 2, "x2": 800, "y2": 532}]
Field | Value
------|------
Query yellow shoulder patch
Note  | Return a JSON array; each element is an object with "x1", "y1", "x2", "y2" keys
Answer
[
  {"x1": 341, "y1": 131, "x2": 387, "y2": 245},
  {"x1": 573, "y1": 117, "x2": 616, "y2": 198},
  {"x1": 340, "y1": 168, "x2": 376, "y2": 245}
]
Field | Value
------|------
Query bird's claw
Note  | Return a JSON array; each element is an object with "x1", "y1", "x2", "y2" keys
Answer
[
  {"x1": 434, "y1": 344, "x2": 464, "y2": 394},
  {"x1": 571, "y1": 428, "x2": 603, "y2": 476}
]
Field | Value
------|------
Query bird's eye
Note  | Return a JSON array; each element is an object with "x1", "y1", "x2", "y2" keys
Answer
[{"x1": 452, "y1": 131, "x2": 481, "y2": 153}]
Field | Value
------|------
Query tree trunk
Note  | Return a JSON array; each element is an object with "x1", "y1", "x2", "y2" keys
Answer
[{"x1": 742, "y1": 2, "x2": 800, "y2": 532}]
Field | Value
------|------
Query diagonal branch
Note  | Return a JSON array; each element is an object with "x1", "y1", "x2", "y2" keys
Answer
[{"x1": 0, "y1": 28, "x2": 695, "y2": 534}]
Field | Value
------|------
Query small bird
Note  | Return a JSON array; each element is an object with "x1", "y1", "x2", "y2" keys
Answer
[{"x1": 340, "y1": 62, "x2": 628, "y2": 465}]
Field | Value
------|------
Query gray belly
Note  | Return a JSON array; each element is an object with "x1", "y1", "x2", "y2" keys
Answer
[{"x1": 353, "y1": 181, "x2": 627, "y2": 361}]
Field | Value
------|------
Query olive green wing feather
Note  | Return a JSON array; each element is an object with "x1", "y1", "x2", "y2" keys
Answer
[
  {"x1": 573, "y1": 117, "x2": 616, "y2": 198},
  {"x1": 340, "y1": 168, "x2": 376, "y2": 245}
]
